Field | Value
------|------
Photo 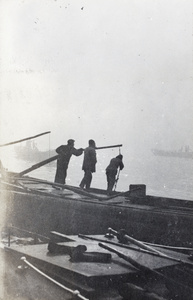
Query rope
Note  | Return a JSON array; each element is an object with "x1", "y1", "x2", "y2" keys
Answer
[{"x1": 21, "y1": 257, "x2": 89, "y2": 300}]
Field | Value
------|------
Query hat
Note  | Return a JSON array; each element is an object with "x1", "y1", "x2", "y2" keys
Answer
[
  {"x1": 89, "y1": 139, "x2": 96, "y2": 147},
  {"x1": 67, "y1": 139, "x2": 75, "y2": 145},
  {"x1": 116, "y1": 154, "x2": 123, "y2": 160}
]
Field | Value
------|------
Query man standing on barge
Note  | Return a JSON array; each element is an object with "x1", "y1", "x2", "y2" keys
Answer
[
  {"x1": 79, "y1": 139, "x2": 97, "y2": 189},
  {"x1": 54, "y1": 139, "x2": 83, "y2": 185}
]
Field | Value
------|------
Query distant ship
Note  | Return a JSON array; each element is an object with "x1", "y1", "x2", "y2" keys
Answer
[
  {"x1": 152, "y1": 146, "x2": 193, "y2": 159},
  {"x1": 14, "y1": 140, "x2": 55, "y2": 163}
]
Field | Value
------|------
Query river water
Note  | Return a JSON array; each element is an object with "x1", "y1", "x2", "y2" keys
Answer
[{"x1": 1, "y1": 147, "x2": 193, "y2": 201}]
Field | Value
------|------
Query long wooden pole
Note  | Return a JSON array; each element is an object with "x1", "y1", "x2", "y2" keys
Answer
[
  {"x1": 98, "y1": 242, "x2": 193, "y2": 295},
  {"x1": 107, "y1": 228, "x2": 193, "y2": 264},
  {"x1": 108, "y1": 228, "x2": 166, "y2": 255},
  {"x1": 96, "y1": 144, "x2": 122, "y2": 150},
  {"x1": 78, "y1": 234, "x2": 176, "y2": 259},
  {"x1": 0, "y1": 131, "x2": 51, "y2": 147}
]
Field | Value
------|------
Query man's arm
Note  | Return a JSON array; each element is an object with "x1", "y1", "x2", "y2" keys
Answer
[{"x1": 71, "y1": 148, "x2": 84, "y2": 156}]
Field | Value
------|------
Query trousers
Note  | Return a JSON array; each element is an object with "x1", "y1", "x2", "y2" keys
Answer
[{"x1": 80, "y1": 170, "x2": 92, "y2": 189}]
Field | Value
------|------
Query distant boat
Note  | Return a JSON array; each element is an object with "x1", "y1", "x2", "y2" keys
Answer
[
  {"x1": 14, "y1": 140, "x2": 55, "y2": 162},
  {"x1": 152, "y1": 146, "x2": 193, "y2": 159}
]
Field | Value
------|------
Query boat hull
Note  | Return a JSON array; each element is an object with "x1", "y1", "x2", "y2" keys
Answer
[{"x1": 2, "y1": 186, "x2": 193, "y2": 247}]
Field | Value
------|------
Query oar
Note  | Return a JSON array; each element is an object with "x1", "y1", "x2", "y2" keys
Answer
[
  {"x1": 99, "y1": 243, "x2": 193, "y2": 299},
  {"x1": 78, "y1": 234, "x2": 174, "y2": 258},
  {"x1": 144, "y1": 242, "x2": 193, "y2": 255},
  {"x1": 99, "y1": 242, "x2": 164, "y2": 273},
  {"x1": 107, "y1": 228, "x2": 190, "y2": 263},
  {"x1": 110, "y1": 228, "x2": 193, "y2": 266},
  {"x1": 0, "y1": 131, "x2": 51, "y2": 147},
  {"x1": 79, "y1": 234, "x2": 192, "y2": 265}
]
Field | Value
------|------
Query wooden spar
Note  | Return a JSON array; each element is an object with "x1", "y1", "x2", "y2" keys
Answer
[
  {"x1": 108, "y1": 228, "x2": 193, "y2": 266},
  {"x1": 144, "y1": 242, "x2": 193, "y2": 254},
  {"x1": 98, "y1": 243, "x2": 193, "y2": 298},
  {"x1": 95, "y1": 144, "x2": 122, "y2": 150},
  {"x1": 0, "y1": 131, "x2": 51, "y2": 147},
  {"x1": 99, "y1": 242, "x2": 164, "y2": 273},
  {"x1": 108, "y1": 228, "x2": 183, "y2": 260},
  {"x1": 79, "y1": 234, "x2": 192, "y2": 265},
  {"x1": 16, "y1": 155, "x2": 58, "y2": 176},
  {"x1": 78, "y1": 234, "x2": 177, "y2": 259}
]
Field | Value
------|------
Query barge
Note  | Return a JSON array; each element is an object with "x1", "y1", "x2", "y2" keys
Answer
[{"x1": 1, "y1": 173, "x2": 193, "y2": 248}]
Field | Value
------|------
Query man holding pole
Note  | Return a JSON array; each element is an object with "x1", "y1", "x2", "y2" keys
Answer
[
  {"x1": 54, "y1": 139, "x2": 84, "y2": 185},
  {"x1": 79, "y1": 139, "x2": 97, "y2": 190},
  {"x1": 106, "y1": 154, "x2": 124, "y2": 195}
]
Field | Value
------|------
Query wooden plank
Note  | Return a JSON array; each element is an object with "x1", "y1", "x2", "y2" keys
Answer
[{"x1": 6, "y1": 236, "x2": 183, "y2": 277}]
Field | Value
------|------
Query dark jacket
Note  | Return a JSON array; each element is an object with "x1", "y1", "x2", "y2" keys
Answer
[
  {"x1": 56, "y1": 145, "x2": 83, "y2": 168},
  {"x1": 82, "y1": 146, "x2": 97, "y2": 173},
  {"x1": 106, "y1": 157, "x2": 124, "y2": 175}
]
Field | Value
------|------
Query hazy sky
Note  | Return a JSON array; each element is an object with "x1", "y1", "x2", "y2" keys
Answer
[{"x1": 0, "y1": 0, "x2": 192, "y2": 153}]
